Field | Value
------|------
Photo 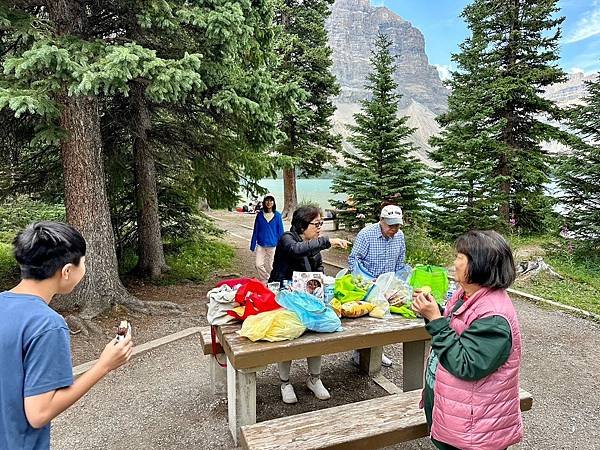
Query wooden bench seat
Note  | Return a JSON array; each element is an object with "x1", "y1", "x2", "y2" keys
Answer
[
  {"x1": 241, "y1": 389, "x2": 533, "y2": 450},
  {"x1": 198, "y1": 326, "x2": 223, "y2": 355}
]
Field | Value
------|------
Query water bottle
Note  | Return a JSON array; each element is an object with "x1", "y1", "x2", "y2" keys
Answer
[{"x1": 444, "y1": 281, "x2": 457, "y2": 306}]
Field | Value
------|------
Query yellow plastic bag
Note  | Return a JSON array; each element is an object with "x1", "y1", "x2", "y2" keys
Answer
[
  {"x1": 330, "y1": 299, "x2": 342, "y2": 318},
  {"x1": 341, "y1": 301, "x2": 374, "y2": 318},
  {"x1": 239, "y1": 309, "x2": 306, "y2": 342}
]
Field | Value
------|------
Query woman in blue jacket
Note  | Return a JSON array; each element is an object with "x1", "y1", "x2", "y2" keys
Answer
[{"x1": 250, "y1": 193, "x2": 284, "y2": 283}]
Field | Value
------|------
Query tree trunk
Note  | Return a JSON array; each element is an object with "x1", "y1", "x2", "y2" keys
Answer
[
  {"x1": 48, "y1": 0, "x2": 136, "y2": 318},
  {"x1": 53, "y1": 94, "x2": 135, "y2": 318},
  {"x1": 282, "y1": 166, "x2": 298, "y2": 218},
  {"x1": 498, "y1": 153, "x2": 511, "y2": 224},
  {"x1": 130, "y1": 81, "x2": 168, "y2": 278}
]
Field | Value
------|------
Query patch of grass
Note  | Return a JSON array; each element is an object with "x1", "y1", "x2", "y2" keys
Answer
[
  {"x1": 513, "y1": 240, "x2": 600, "y2": 316},
  {"x1": 162, "y1": 238, "x2": 234, "y2": 284},
  {"x1": 120, "y1": 237, "x2": 235, "y2": 285}
]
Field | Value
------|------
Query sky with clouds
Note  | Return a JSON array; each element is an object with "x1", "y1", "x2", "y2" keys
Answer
[{"x1": 375, "y1": 0, "x2": 600, "y2": 80}]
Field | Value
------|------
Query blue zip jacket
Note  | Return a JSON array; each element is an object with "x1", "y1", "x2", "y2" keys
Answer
[{"x1": 250, "y1": 211, "x2": 285, "y2": 251}]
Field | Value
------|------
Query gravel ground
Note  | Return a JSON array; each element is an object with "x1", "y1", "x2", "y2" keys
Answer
[{"x1": 52, "y1": 211, "x2": 600, "y2": 449}]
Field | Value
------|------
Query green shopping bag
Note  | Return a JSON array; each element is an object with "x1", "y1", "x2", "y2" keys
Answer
[{"x1": 409, "y1": 265, "x2": 449, "y2": 303}]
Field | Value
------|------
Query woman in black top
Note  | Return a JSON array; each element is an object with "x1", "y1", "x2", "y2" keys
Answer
[
  {"x1": 269, "y1": 206, "x2": 348, "y2": 283},
  {"x1": 268, "y1": 205, "x2": 349, "y2": 404}
]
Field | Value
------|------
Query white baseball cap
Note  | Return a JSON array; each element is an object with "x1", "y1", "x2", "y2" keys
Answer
[{"x1": 380, "y1": 205, "x2": 403, "y2": 225}]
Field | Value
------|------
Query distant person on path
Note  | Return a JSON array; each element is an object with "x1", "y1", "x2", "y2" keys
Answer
[
  {"x1": 250, "y1": 193, "x2": 284, "y2": 283},
  {"x1": 412, "y1": 230, "x2": 522, "y2": 450},
  {"x1": 348, "y1": 204, "x2": 407, "y2": 368},
  {"x1": 0, "y1": 222, "x2": 133, "y2": 450},
  {"x1": 269, "y1": 205, "x2": 350, "y2": 404}
]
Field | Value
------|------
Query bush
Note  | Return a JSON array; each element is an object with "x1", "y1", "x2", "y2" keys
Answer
[
  {"x1": 404, "y1": 225, "x2": 454, "y2": 267},
  {"x1": 0, "y1": 197, "x2": 65, "y2": 232},
  {"x1": 0, "y1": 242, "x2": 18, "y2": 290}
]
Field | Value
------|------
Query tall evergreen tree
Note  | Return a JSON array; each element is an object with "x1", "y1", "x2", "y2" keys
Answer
[
  {"x1": 274, "y1": 0, "x2": 341, "y2": 217},
  {"x1": 429, "y1": 0, "x2": 566, "y2": 237},
  {"x1": 556, "y1": 73, "x2": 600, "y2": 249},
  {"x1": 0, "y1": 0, "x2": 275, "y2": 317},
  {"x1": 331, "y1": 34, "x2": 426, "y2": 227}
]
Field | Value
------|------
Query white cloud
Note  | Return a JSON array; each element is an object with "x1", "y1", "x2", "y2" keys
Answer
[
  {"x1": 565, "y1": 5, "x2": 600, "y2": 43},
  {"x1": 434, "y1": 64, "x2": 452, "y2": 81},
  {"x1": 569, "y1": 67, "x2": 585, "y2": 74}
]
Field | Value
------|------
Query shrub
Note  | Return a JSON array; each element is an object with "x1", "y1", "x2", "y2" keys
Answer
[
  {"x1": 404, "y1": 225, "x2": 454, "y2": 267},
  {"x1": 0, "y1": 197, "x2": 65, "y2": 232}
]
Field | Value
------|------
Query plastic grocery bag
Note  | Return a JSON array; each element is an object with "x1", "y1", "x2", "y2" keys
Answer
[
  {"x1": 409, "y1": 265, "x2": 449, "y2": 303},
  {"x1": 227, "y1": 278, "x2": 280, "y2": 320},
  {"x1": 366, "y1": 272, "x2": 412, "y2": 306},
  {"x1": 276, "y1": 290, "x2": 342, "y2": 333},
  {"x1": 239, "y1": 309, "x2": 306, "y2": 342},
  {"x1": 341, "y1": 301, "x2": 374, "y2": 318},
  {"x1": 351, "y1": 261, "x2": 376, "y2": 280},
  {"x1": 334, "y1": 274, "x2": 369, "y2": 304}
]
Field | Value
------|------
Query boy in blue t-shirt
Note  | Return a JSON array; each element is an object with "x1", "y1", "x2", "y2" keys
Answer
[{"x1": 0, "y1": 221, "x2": 133, "y2": 450}]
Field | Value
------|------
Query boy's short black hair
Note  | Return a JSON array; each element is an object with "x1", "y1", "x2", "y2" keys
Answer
[
  {"x1": 455, "y1": 230, "x2": 516, "y2": 289},
  {"x1": 13, "y1": 221, "x2": 86, "y2": 280},
  {"x1": 291, "y1": 205, "x2": 321, "y2": 234}
]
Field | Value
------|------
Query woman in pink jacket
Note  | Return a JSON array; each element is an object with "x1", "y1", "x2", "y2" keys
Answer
[{"x1": 412, "y1": 230, "x2": 522, "y2": 450}]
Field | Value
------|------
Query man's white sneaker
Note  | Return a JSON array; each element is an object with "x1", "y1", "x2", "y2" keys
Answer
[
  {"x1": 306, "y1": 376, "x2": 331, "y2": 400},
  {"x1": 382, "y1": 353, "x2": 393, "y2": 367},
  {"x1": 281, "y1": 383, "x2": 297, "y2": 404}
]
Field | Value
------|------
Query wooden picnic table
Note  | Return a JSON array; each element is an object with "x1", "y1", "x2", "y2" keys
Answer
[{"x1": 217, "y1": 315, "x2": 430, "y2": 445}]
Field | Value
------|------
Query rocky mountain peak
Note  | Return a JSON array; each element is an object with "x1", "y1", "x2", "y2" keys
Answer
[{"x1": 326, "y1": 0, "x2": 448, "y2": 114}]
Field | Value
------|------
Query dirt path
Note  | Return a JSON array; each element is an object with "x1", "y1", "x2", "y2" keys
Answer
[{"x1": 53, "y1": 211, "x2": 600, "y2": 449}]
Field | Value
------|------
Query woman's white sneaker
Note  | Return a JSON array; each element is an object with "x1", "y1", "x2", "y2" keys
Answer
[
  {"x1": 281, "y1": 383, "x2": 298, "y2": 404},
  {"x1": 306, "y1": 376, "x2": 331, "y2": 400}
]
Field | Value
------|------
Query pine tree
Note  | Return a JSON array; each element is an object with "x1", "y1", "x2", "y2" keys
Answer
[
  {"x1": 556, "y1": 74, "x2": 600, "y2": 249},
  {"x1": 429, "y1": 0, "x2": 566, "y2": 237},
  {"x1": 0, "y1": 0, "x2": 277, "y2": 316},
  {"x1": 274, "y1": 0, "x2": 341, "y2": 217},
  {"x1": 331, "y1": 34, "x2": 426, "y2": 227}
]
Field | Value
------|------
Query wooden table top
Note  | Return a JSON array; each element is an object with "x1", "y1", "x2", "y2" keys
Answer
[{"x1": 217, "y1": 315, "x2": 429, "y2": 370}]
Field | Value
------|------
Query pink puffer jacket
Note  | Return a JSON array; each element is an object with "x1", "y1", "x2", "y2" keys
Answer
[{"x1": 431, "y1": 287, "x2": 523, "y2": 450}]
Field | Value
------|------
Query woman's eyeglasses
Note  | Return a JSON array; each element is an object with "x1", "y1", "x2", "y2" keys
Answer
[{"x1": 309, "y1": 221, "x2": 325, "y2": 228}]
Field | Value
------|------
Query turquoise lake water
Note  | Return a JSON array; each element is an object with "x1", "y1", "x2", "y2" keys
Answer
[{"x1": 247, "y1": 179, "x2": 346, "y2": 210}]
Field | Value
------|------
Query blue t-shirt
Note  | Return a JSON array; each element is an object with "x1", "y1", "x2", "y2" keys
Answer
[{"x1": 0, "y1": 291, "x2": 73, "y2": 450}]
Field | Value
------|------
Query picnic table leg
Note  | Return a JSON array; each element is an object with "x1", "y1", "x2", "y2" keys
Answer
[
  {"x1": 402, "y1": 339, "x2": 427, "y2": 391},
  {"x1": 209, "y1": 353, "x2": 227, "y2": 396},
  {"x1": 358, "y1": 346, "x2": 383, "y2": 376},
  {"x1": 227, "y1": 361, "x2": 259, "y2": 446}
]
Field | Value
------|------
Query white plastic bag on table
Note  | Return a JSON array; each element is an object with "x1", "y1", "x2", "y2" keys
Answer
[
  {"x1": 207, "y1": 284, "x2": 240, "y2": 325},
  {"x1": 366, "y1": 271, "x2": 412, "y2": 310}
]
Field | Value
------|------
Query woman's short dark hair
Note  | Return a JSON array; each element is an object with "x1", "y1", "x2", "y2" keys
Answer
[
  {"x1": 13, "y1": 221, "x2": 86, "y2": 280},
  {"x1": 291, "y1": 205, "x2": 321, "y2": 234},
  {"x1": 455, "y1": 230, "x2": 516, "y2": 289},
  {"x1": 263, "y1": 195, "x2": 276, "y2": 213}
]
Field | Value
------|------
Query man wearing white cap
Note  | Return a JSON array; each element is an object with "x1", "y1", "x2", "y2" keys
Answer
[{"x1": 348, "y1": 204, "x2": 407, "y2": 367}]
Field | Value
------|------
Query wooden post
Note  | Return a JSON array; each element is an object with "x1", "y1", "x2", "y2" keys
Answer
[
  {"x1": 209, "y1": 354, "x2": 227, "y2": 396},
  {"x1": 358, "y1": 346, "x2": 383, "y2": 376},
  {"x1": 402, "y1": 340, "x2": 427, "y2": 391},
  {"x1": 227, "y1": 362, "x2": 260, "y2": 445}
]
